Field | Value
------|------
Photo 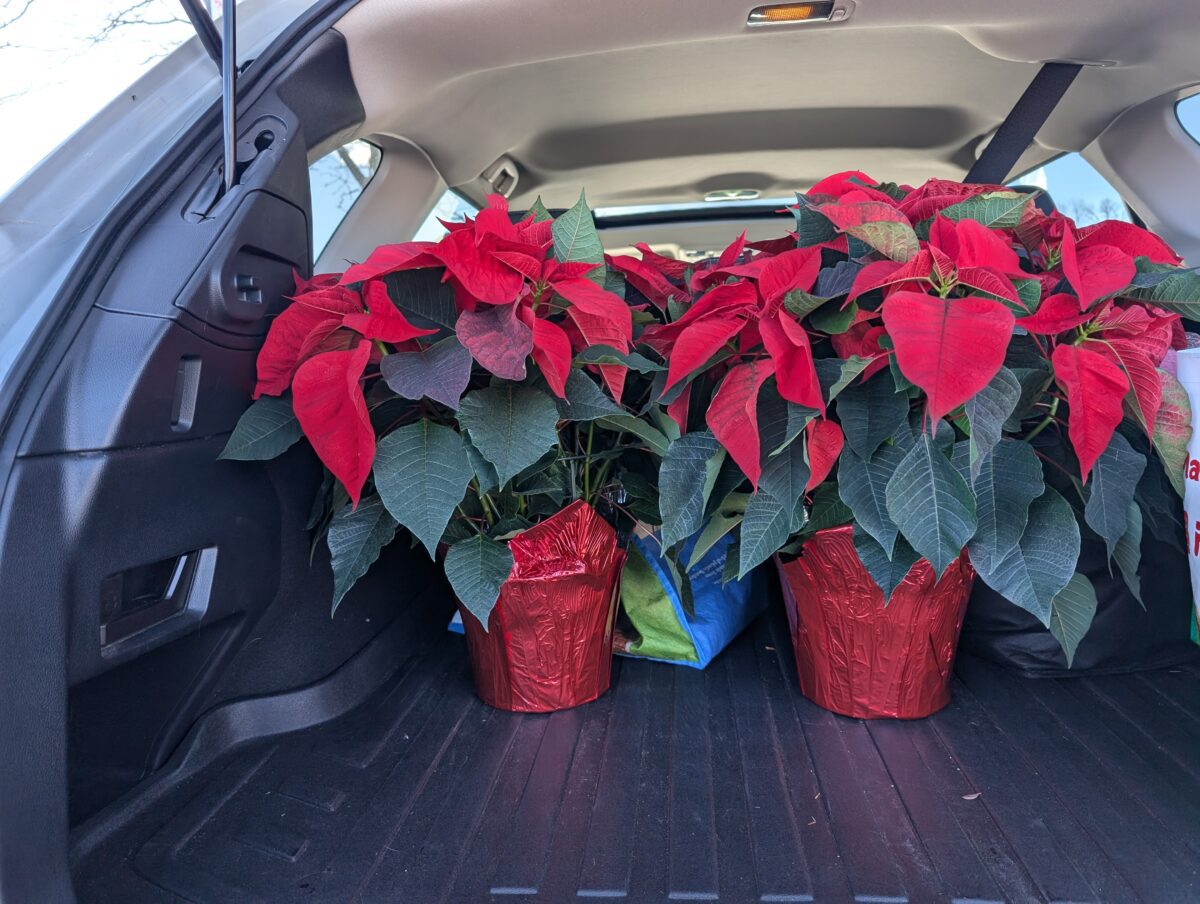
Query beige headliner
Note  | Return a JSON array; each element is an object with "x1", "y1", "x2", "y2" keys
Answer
[{"x1": 334, "y1": 0, "x2": 1200, "y2": 208}]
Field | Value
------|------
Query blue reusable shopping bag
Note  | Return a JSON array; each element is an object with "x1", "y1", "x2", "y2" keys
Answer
[{"x1": 613, "y1": 531, "x2": 767, "y2": 669}]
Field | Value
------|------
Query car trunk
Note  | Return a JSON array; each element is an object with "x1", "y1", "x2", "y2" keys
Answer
[
  {"x1": 68, "y1": 568, "x2": 1200, "y2": 902},
  {"x1": 3, "y1": 5, "x2": 1200, "y2": 902}
]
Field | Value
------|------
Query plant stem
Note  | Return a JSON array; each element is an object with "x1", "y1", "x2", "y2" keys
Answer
[
  {"x1": 456, "y1": 505, "x2": 485, "y2": 536},
  {"x1": 478, "y1": 492, "x2": 499, "y2": 526},
  {"x1": 1024, "y1": 397, "x2": 1059, "y2": 442},
  {"x1": 583, "y1": 423, "x2": 595, "y2": 503}
]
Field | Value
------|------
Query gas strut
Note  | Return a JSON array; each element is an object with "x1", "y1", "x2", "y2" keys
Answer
[{"x1": 178, "y1": 0, "x2": 238, "y2": 193}]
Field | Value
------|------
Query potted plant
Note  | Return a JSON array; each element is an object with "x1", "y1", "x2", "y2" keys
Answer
[
  {"x1": 638, "y1": 171, "x2": 1193, "y2": 717},
  {"x1": 219, "y1": 191, "x2": 657, "y2": 712}
]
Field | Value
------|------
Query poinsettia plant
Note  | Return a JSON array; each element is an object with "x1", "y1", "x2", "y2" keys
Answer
[
  {"x1": 626, "y1": 171, "x2": 1196, "y2": 665},
  {"x1": 220, "y1": 192, "x2": 667, "y2": 625}
]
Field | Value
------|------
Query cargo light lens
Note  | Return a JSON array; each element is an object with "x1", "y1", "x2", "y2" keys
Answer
[{"x1": 747, "y1": 2, "x2": 836, "y2": 26}]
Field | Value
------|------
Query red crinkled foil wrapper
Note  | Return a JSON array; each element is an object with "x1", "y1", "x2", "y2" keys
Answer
[
  {"x1": 459, "y1": 500, "x2": 624, "y2": 713},
  {"x1": 775, "y1": 526, "x2": 975, "y2": 719}
]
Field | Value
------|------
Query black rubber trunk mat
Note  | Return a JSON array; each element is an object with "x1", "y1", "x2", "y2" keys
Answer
[{"x1": 71, "y1": 608, "x2": 1200, "y2": 903}]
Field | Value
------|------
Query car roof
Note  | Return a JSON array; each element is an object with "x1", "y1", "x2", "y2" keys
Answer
[{"x1": 334, "y1": 0, "x2": 1200, "y2": 208}]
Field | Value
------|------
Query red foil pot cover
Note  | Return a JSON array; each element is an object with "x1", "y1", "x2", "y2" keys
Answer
[
  {"x1": 459, "y1": 500, "x2": 625, "y2": 713},
  {"x1": 776, "y1": 526, "x2": 975, "y2": 719}
]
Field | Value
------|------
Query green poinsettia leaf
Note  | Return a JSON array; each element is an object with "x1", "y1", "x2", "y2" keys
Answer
[
  {"x1": 856, "y1": 220, "x2": 919, "y2": 262},
  {"x1": 939, "y1": 190, "x2": 1035, "y2": 228},
  {"x1": 552, "y1": 189, "x2": 605, "y2": 284},
  {"x1": 1049, "y1": 572, "x2": 1099, "y2": 668},
  {"x1": 490, "y1": 515, "x2": 535, "y2": 540},
  {"x1": 879, "y1": 334, "x2": 917, "y2": 393},
  {"x1": 770, "y1": 403, "x2": 819, "y2": 457},
  {"x1": 1128, "y1": 258, "x2": 1196, "y2": 289},
  {"x1": 837, "y1": 442, "x2": 905, "y2": 556},
  {"x1": 219, "y1": 396, "x2": 303, "y2": 461},
  {"x1": 688, "y1": 509, "x2": 743, "y2": 570},
  {"x1": 823, "y1": 356, "x2": 875, "y2": 402},
  {"x1": 464, "y1": 436, "x2": 499, "y2": 495},
  {"x1": 975, "y1": 486, "x2": 1079, "y2": 626},
  {"x1": 837, "y1": 371, "x2": 910, "y2": 458},
  {"x1": 853, "y1": 527, "x2": 919, "y2": 604},
  {"x1": 885, "y1": 434, "x2": 977, "y2": 576},
  {"x1": 382, "y1": 269, "x2": 458, "y2": 329},
  {"x1": 803, "y1": 481, "x2": 853, "y2": 536},
  {"x1": 966, "y1": 438, "x2": 1045, "y2": 574},
  {"x1": 965, "y1": 366, "x2": 1022, "y2": 481},
  {"x1": 374, "y1": 419, "x2": 475, "y2": 558},
  {"x1": 722, "y1": 539, "x2": 742, "y2": 584},
  {"x1": 704, "y1": 455, "x2": 750, "y2": 519},
  {"x1": 597, "y1": 414, "x2": 670, "y2": 457},
  {"x1": 327, "y1": 496, "x2": 398, "y2": 615},
  {"x1": 659, "y1": 430, "x2": 726, "y2": 549},
  {"x1": 445, "y1": 534, "x2": 515, "y2": 631},
  {"x1": 1003, "y1": 366, "x2": 1051, "y2": 432},
  {"x1": 649, "y1": 405, "x2": 682, "y2": 444},
  {"x1": 512, "y1": 459, "x2": 570, "y2": 504},
  {"x1": 1013, "y1": 278, "x2": 1042, "y2": 314},
  {"x1": 1084, "y1": 431, "x2": 1147, "y2": 560},
  {"x1": 759, "y1": 435, "x2": 811, "y2": 529},
  {"x1": 1153, "y1": 368, "x2": 1190, "y2": 497},
  {"x1": 1114, "y1": 500, "x2": 1144, "y2": 608},
  {"x1": 783, "y1": 290, "x2": 832, "y2": 319},
  {"x1": 603, "y1": 268, "x2": 627, "y2": 300},
  {"x1": 619, "y1": 470, "x2": 662, "y2": 526},
  {"x1": 528, "y1": 196, "x2": 553, "y2": 223},
  {"x1": 792, "y1": 201, "x2": 839, "y2": 247},
  {"x1": 1128, "y1": 265, "x2": 1200, "y2": 318},
  {"x1": 556, "y1": 369, "x2": 623, "y2": 421},
  {"x1": 810, "y1": 300, "x2": 858, "y2": 335},
  {"x1": 757, "y1": 380, "x2": 816, "y2": 457},
  {"x1": 656, "y1": 543, "x2": 696, "y2": 616},
  {"x1": 905, "y1": 413, "x2": 954, "y2": 454},
  {"x1": 736, "y1": 429, "x2": 811, "y2": 577},
  {"x1": 574, "y1": 344, "x2": 664, "y2": 372},
  {"x1": 458, "y1": 383, "x2": 561, "y2": 486},
  {"x1": 737, "y1": 488, "x2": 794, "y2": 580}
]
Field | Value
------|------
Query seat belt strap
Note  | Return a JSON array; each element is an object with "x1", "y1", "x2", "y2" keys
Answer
[{"x1": 964, "y1": 62, "x2": 1084, "y2": 184}]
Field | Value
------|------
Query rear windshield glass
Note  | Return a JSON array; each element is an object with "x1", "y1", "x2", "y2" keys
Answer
[
  {"x1": 1012, "y1": 153, "x2": 1130, "y2": 226},
  {"x1": 0, "y1": 2, "x2": 204, "y2": 197},
  {"x1": 1176, "y1": 93, "x2": 1200, "y2": 144}
]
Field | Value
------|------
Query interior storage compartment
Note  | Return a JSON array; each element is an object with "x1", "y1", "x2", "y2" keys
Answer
[{"x1": 70, "y1": 587, "x2": 1200, "y2": 903}]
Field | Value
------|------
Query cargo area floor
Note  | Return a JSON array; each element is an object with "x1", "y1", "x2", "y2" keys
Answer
[{"x1": 71, "y1": 607, "x2": 1200, "y2": 903}]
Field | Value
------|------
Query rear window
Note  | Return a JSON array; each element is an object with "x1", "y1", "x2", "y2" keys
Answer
[
  {"x1": 309, "y1": 139, "x2": 381, "y2": 257},
  {"x1": 412, "y1": 189, "x2": 479, "y2": 241},
  {"x1": 1013, "y1": 153, "x2": 1130, "y2": 226},
  {"x1": 1176, "y1": 93, "x2": 1200, "y2": 144}
]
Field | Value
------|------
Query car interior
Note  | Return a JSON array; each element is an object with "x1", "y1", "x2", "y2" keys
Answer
[{"x1": 2, "y1": 0, "x2": 1200, "y2": 901}]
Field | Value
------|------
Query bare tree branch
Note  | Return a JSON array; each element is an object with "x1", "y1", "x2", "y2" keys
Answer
[
  {"x1": 84, "y1": 0, "x2": 188, "y2": 47},
  {"x1": 0, "y1": 0, "x2": 34, "y2": 31},
  {"x1": 336, "y1": 146, "x2": 369, "y2": 188}
]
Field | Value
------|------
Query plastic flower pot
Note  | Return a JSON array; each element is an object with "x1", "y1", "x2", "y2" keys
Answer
[
  {"x1": 774, "y1": 526, "x2": 975, "y2": 719},
  {"x1": 458, "y1": 500, "x2": 625, "y2": 713}
]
